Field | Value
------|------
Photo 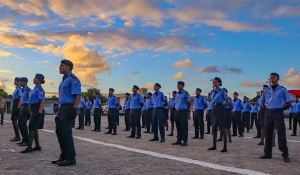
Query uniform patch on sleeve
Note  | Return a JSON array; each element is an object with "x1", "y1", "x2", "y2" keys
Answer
[
  {"x1": 71, "y1": 74, "x2": 76, "y2": 78},
  {"x1": 73, "y1": 81, "x2": 78, "y2": 85}
]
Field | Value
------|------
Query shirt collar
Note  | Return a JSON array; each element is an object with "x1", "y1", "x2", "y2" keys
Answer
[{"x1": 63, "y1": 72, "x2": 72, "y2": 80}]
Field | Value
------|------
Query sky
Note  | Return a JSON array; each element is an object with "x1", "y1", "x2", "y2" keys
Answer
[{"x1": 0, "y1": 0, "x2": 300, "y2": 98}]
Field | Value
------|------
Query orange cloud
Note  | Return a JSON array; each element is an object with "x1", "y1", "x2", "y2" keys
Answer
[
  {"x1": 283, "y1": 68, "x2": 300, "y2": 88},
  {"x1": 124, "y1": 21, "x2": 136, "y2": 27},
  {"x1": 240, "y1": 80, "x2": 264, "y2": 87},
  {"x1": 173, "y1": 58, "x2": 193, "y2": 68},
  {"x1": 173, "y1": 72, "x2": 185, "y2": 79},
  {"x1": 0, "y1": 69, "x2": 13, "y2": 73},
  {"x1": 142, "y1": 82, "x2": 155, "y2": 90}
]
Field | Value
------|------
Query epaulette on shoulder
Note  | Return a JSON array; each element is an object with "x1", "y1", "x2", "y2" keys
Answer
[
  {"x1": 38, "y1": 86, "x2": 43, "y2": 90},
  {"x1": 184, "y1": 90, "x2": 190, "y2": 95},
  {"x1": 71, "y1": 74, "x2": 76, "y2": 78},
  {"x1": 26, "y1": 87, "x2": 29, "y2": 91},
  {"x1": 280, "y1": 86, "x2": 286, "y2": 89}
]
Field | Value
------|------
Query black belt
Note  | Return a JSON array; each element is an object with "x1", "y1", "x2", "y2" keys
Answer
[
  {"x1": 233, "y1": 111, "x2": 241, "y2": 113},
  {"x1": 194, "y1": 109, "x2": 204, "y2": 111},
  {"x1": 21, "y1": 104, "x2": 29, "y2": 107},
  {"x1": 266, "y1": 108, "x2": 283, "y2": 111},
  {"x1": 242, "y1": 111, "x2": 250, "y2": 113},
  {"x1": 131, "y1": 108, "x2": 141, "y2": 110},
  {"x1": 79, "y1": 107, "x2": 84, "y2": 109},
  {"x1": 176, "y1": 109, "x2": 188, "y2": 112},
  {"x1": 60, "y1": 103, "x2": 73, "y2": 106},
  {"x1": 154, "y1": 107, "x2": 163, "y2": 109}
]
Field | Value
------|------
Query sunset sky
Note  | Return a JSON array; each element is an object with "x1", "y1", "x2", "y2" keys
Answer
[{"x1": 0, "y1": 0, "x2": 299, "y2": 98}]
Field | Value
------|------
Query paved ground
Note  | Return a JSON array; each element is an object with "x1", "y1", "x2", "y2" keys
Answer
[{"x1": 0, "y1": 114, "x2": 300, "y2": 175}]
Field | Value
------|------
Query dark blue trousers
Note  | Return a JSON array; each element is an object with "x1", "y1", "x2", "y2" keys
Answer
[{"x1": 152, "y1": 108, "x2": 165, "y2": 140}]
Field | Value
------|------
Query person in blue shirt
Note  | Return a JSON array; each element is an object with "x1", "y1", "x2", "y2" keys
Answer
[
  {"x1": 17, "y1": 77, "x2": 31, "y2": 147},
  {"x1": 288, "y1": 101, "x2": 294, "y2": 130},
  {"x1": 10, "y1": 77, "x2": 22, "y2": 142},
  {"x1": 171, "y1": 81, "x2": 191, "y2": 146},
  {"x1": 250, "y1": 101, "x2": 259, "y2": 130},
  {"x1": 192, "y1": 88, "x2": 207, "y2": 140},
  {"x1": 291, "y1": 95, "x2": 300, "y2": 136},
  {"x1": 123, "y1": 93, "x2": 131, "y2": 131},
  {"x1": 85, "y1": 96, "x2": 92, "y2": 126},
  {"x1": 144, "y1": 92, "x2": 154, "y2": 133},
  {"x1": 127, "y1": 85, "x2": 143, "y2": 139},
  {"x1": 241, "y1": 96, "x2": 251, "y2": 133},
  {"x1": 51, "y1": 60, "x2": 81, "y2": 166},
  {"x1": 92, "y1": 90, "x2": 101, "y2": 132},
  {"x1": 257, "y1": 85, "x2": 269, "y2": 144},
  {"x1": 259, "y1": 73, "x2": 292, "y2": 162},
  {"x1": 21, "y1": 74, "x2": 45, "y2": 154},
  {"x1": 164, "y1": 96, "x2": 169, "y2": 131},
  {"x1": 149, "y1": 83, "x2": 168, "y2": 143},
  {"x1": 142, "y1": 96, "x2": 147, "y2": 129},
  {"x1": 105, "y1": 88, "x2": 119, "y2": 135},
  {"x1": 167, "y1": 91, "x2": 177, "y2": 136},
  {"x1": 231, "y1": 92, "x2": 243, "y2": 137},
  {"x1": 218, "y1": 88, "x2": 233, "y2": 143},
  {"x1": 207, "y1": 77, "x2": 230, "y2": 152},
  {"x1": 205, "y1": 93, "x2": 213, "y2": 134},
  {"x1": 76, "y1": 94, "x2": 85, "y2": 130}
]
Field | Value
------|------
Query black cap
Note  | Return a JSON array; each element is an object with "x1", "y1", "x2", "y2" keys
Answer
[
  {"x1": 20, "y1": 77, "x2": 28, "y2": 82},
  {"x1": 126, "y1": 93, "x2": 130, "y2": 96},
  {"x1": 270, "y1": 72, "x2": 280, "y2": 78},
  {"x1": 133, "y1": 85, "x2": 139, "y2": 90},
  {"x1": 177, "y1": 81, "x2": 185, "y2": 86},
  {"x1": 147, "y1": 92, "x2": 152, "y2": 96},
  {"x1": 94, "y1": 90, "x2": 100, "y2": 95},
  {"x1": 144, "y1": 96, "x2": 147, "y2": 98},
  {"x1": 172, "y1": 91, "x2": 177, "y2": 94},
  {"x1": 196, "y1": 88, "x2": 202, "y2": 92},
  {"x1": 35, "y1": 74, "x2": 45, "y2": 83},
  {"x1": 263, "y1": 84, "x2": 269, "y2": 88},
  {"x1": 155, "y1": 83, "x2": 161, "y2": 88},
  {"x1": 109, "y1": 88, "x2": 114, "y2": 91},
  {"x1": 61, "y1": 59, "x2": 74, "y2": 68},
  {"x1": 214, "y1": 77, "x2": 222, "y2": 86},
  {"x1": 234, "y1": 92, "x2": 239, "y2": 96},
  {"x1": 15, "y1": 77, "x2": 20, "y2": 81},
  {"x1": 223, "y1": 88, "x2": 228, "y2": 93}
]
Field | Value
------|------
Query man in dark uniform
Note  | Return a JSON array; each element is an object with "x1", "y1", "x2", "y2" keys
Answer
[
  {"x1": 92, "y1": 90, "x2": 101, "y2": 132},
  {"x1": 105, "y1": 88, "x2": 119, "y2": 135},
  {"x1": 123, "y1": 93, "x2": 131, "y2": 131},
  {"x1": 10, "y1": 77, "x2": 22, "y2": 142},
  {"x1": 85, "y1": 96, "x2": 92, "y2": 126},
  {"x1": 232, "y1": 92, "x2": 243, "y2": 137},
  {"x1": 167, "y1": 91, "x2": 176, "y2": 136},
  {"x1": 241, "y1": 96, "x2": 251, "y2": 133},
  {"x1": 144, "y1": 92, "x2": 154, "y2": 133},
  {"x1": 51, "y1": 59, "x2": 81, "y2": 166},
  {"x1": 172, "y1": 81, "x2": 191, "y2": 146},
  {"x1": 205, "y1": 93, "x2": 212, "y2": 134},
  {"x1": 259, "y1": 73, "x2": 292, "y2": 162},
  {"x1": 256, "y1": 85, "x2": 269, "y2": 144},
  {"x1": 192, "y1": 88, "x2": 207, "y2": 139},
  {"x1": 149, "y1": 83, "x2": 168, "y2": 142},
  {"x1": 17, "y1": 77, "x2": 31, "y2": 146},
  {"x1": 291, "y1": 95, "x2": 299, "y2": 136},
  {"x1": 76, "y1": 94, "x2": 85, "y2": 130},
  {"x1": 127, "y1": 85, "x2": 144, "y2": 139},
  {"x1": 142, "y1": 96, "x2": 147, "y2": 129}
]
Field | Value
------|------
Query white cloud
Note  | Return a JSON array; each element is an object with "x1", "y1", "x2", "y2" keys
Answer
[
  {"x1": 0, "y1": 69, "x2": 13, "y2": 73},
  {"x1": 283, "y1": 68, "x2": 300, "y2": 88},
  {"x1": 0, "y1": 49, "x2": 24, "y2": 60},
  {"x1": 173, "y1": 72, "x2": 185, "y2": 79},
  {"x1": 173, "y1": 58, "x2": 193, "y2": 68},
  {"x1": 42, "y1": 60, "x2": 50, "y2": 63},
  {"x1": 124, "y1": 21, "x2": 136, "y2": 27},
  {"x1": 117, "y1": 62, "x2": 121, "y2": 66}
]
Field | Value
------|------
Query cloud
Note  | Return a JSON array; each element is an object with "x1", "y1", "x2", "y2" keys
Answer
[
  {"x1": 173, "y1": 72, "x2": 185, "y2": 79},
  {"x1": 132, "y1": 71, "x2": 139, "y2": 74},
  {"x1": 142, "y1": 82, "x2": 155, "y2": 90},
  {"x1": 240, "y1": 80, "x2": 264, "y2": 87},
  {"x1": 0, "y1": 69, "x2": 13, "y2": 73},
  {"x1": 117, "y1": 62, "x2": 121, "y2": 66},
  {"x1": 124, "y1": 21, "x2": 136, "y2": 27},
  {"x1": 42, "y1": 60, "x2": 50, "y2": 63},
  {"x1": 45, "y1": 78, "x2": 55, "y2": 86},
  {"x1": 0, "y1": 49, "x2": 24, "y2": 59},
  {"x1": 191, "y1": 78, "x2": 208, "y2": 84},
  {"x1": 199, "y1": 65, "x2": 242, "y2": 74},
  {"x1": 272, "y1": 6, "x2": 300, "y2": 17},
  {"x1": 0, "y1": 78, "x2": 10, "y2": 82},
  {"x1": 0, "y1": 81, "x2": 6, "y2": 90},
  {"x1": 282, "y1": 68, "x2": 300, "y2": 88},
  {"x1": 173, "y1": 58, "x2": 193, "y2": 68}
]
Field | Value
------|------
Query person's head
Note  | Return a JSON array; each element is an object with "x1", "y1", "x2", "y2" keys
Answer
[
  {"x1": 59, "y1": 59, "x2": 73, "y2": 75},
  {"x1": 19, "y1": 77, "x2": 28, "y2": 87},
  {"x1": 86, "y1": 96, "x2": 89, "y2": 101},
  {"x1": 94, "y1": 90, "x2": 100, "y2": 97},
  {"x1": 132, "y1": 85, "x2": 139, "y2": 94},
  {"x1": 33, "y1": 74, "x2": 45, "y2": 85},
  {"x1": 154, "y1": 83, "x2": 161, "y2": 92},
  {"x1": 109, "y1": 88, "x2": 114, "y2": 95},
  {"x1": 243, "y1": 96, "x2": 248, "y2": 102},
  {"x1": 270, "y1": 73, "x2": 280, "y2": 85},
  {"x1": 14, "y1": 77, "x2": 20, "y2": 86},
  {"x1": 296, "y1": 95, "x2": 300, "y2": 101},
  {"x1": 172, "y1": 91, "x2": 177, "y2": 98},
  {"x1": 208, "y1": 93, "x2": 211, "y2": 98},
  {"x1": 147, "y1": 92, "x2": 152, "y2": 98},
  {"x1": 144, "y1": 96, "x2": 147, "y2": 101},
  {"x1": 196, "y1": 88, "x2": 202, "y2": 96},
  {"x1": 177, "y1": 81, "x2": 185, "y2": 91},
  {"x1": 263, "y1": 84, "x2": 268, "y2": 90},
  {"x1": 213, "y1": 77, "x2": 222, "y2": 88},
  {"x1": 126, "y1": 93, "x2": 130, "y2": 98},
  {"x1": 223, "y1": 88, "x2": 228, "y2": 95},
  {"x1": 233, "y1": 92, "x2": 238, "y2": 99}
]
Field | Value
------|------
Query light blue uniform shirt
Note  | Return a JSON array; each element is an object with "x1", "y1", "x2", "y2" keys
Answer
[
  {"x1": 242, "y1": 101, "x2": 251, "y2": 112},
  {"x1": 94, "y1": 97, "x2": 101, "y2": 109},
  {"x1": 59, "y1": 72, "x2": 81, "y2": 105},
  {"x1": 130, "y1": 93, "x2": 143, "y2": 109},
  {"x1": 142, "y1": 101, "x2": 147, "y2": 110},
  {"x1": 193, "y1": 95, "x2": 206, "y2": 110},
  {"x1": 232, "y1": 98, "x2": 242, "y2": 112},
  {"x1": 78, "y1": 97, "x2": 85, "y2": 108},
  {"x1": 153, "y1": 91, "x2": 165, "y2": 108},
  {"x1": 169, "y1": 98, "x2": 176, "y2": 108},
  {"x1": 13, "y1": 86, "x2": 22, "y2": 100},
  {"x1": 207, "y1": 99, "x2": 213, "y2": 110},
  {"x1": 124, "y1": 98, "x2": 130, "y2": 110},
  {"x1": 261, "y1": 85, "x2": 293, "y2": 109},
  {"x1": 146, "y1": 98, "x2": 154, "y2": 109},
  {"x1": 210, "y1": 88, "x2": 228, "y2": 104},
  {"x1": 288, "y1": 103, "x2": 294, "y2": 113},
  {"x1": 86, "y1": 100, "x2": 92, "y2": 109},
  {"x1": 175, "y1": 89, "x2": 191, "y2": 110},
  {"x1": 225, "y1": 97, "x2": 233, "y2": 109},
  {"x1": 28, "y1": 85, "x2": 45, "y2": 104},
  {"x1": 21, "y1": 86, "x2": 31, "y2": 104},
  {"x1": 293, "y1": 101, "x2": 300, "y2": 113},
  {"x1": 251, "y1": 104, "x2": 259, "y2": 113},
  {"x1": 108, "y1": 95, "x2": 118, "y2": 109}
]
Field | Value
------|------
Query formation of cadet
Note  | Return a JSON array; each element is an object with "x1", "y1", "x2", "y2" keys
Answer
[{"x1": 6, "y1": 65, "x2": 297, "y2": 164}]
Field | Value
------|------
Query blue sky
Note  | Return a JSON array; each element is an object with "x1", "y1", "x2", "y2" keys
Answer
[{"x1": 0, "y1": 0, "x2": 300, "y2": 98}]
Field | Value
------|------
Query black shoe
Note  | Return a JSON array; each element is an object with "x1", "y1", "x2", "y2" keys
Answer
[
  {"x1": 135, "y1": 136, "x2": 141, "y2": 139},
  {"x1": 191, "y1": 136, "x2": 198, "y2": 139},
  {"x1": 91, "y1": 129, "x2": 96, "y2": 131},
  {"x1": 0, "y1": 123, "x2": 3, "y2": 125},
  {"x1": 123, "y1": 129, "x2": 130, "y2": 131},
  {"x1": 231, "y1": 134, "x2": 237, "y2": 137},
  {"x1": 238, "y1": 135, "x2": 244, "y2": 137},
  {"x1": 17, "y1": 141, "x2": 24, "y2": 145},
  {"x1": 208, "y1": 146, "x2": 216, "y2": 150},
  {"x1": 141, "y1": 126, "x2": 145, "y2": 128},
  {"x1": 76, "y1": 127, "x2": 80, "y2": 130},
  {"x1": 105, "y1": 127, "x2": 109, "y2": 129},
  {"x1": 95, "y1": 130, "x2": 101, "y2": 132},
  {"x1": 283, "y1": 157, "x2": 290, "y2": 162},
  {"x1": 288, "y1": 127, "x2": 292, "y2": 130},
  {"x1": 144, "y1": 131, "x2": 150, "y2": 133},
  {"x1": 181, "y1": 142, "x2": 188, "y2": 146},
  {"x1": 205, "y1": 132, "x2": 210, "y2": 134},
  {"x1": 149, "y1": 138, "x2": 159, "y2": 141},
  {"x1": 160, "y1": 139, "x2": 165, "y2": 143},
  {"x1": 247, "y1": 130, "x2": 249, "y2": 133},
  {"x1": 166, "y1": 128, "x2": 168, "y2": 131},
  {"x1": 199, "y1": 136, "x2": 204, "y2": 139},
  {"x1": 259, "y1": 155, "x2": 272, "y2": 159},
  {"x1": 57, "y1": 160, "x2": 76, "y2": 166},
  {"x1": 253, "y1": 136, "x2": 261, "y2": 138},
  {"x1": 20, "y1": 148, "x2": 33, "y2": 153},
  {"x1": 51, "y1": 156, "x2": 65, "y2": 164},
  {"x1": 172, "y1": 141, "x2": 182, "y2": 145},
  {"x1": 221, "y1": 148, "x2": 228, "y2": 152},
  {"x1": 127, "y1": 135, "x2": 135, "y2": 138},
  {"x1": 290, "y1": 134, "x2": 297, "y2": 136},
  {"x1": 217, "y1": 138, "x2": 222, "y2": 141},
  {"x1": 257, "y1": 142, "x2": 264, "y2": 145},
  {"x1": 10, "y1": 138, "x2": 21, "y2": 142},
  {"x1": 250, "y1": 127, "x2": 253, "y2": 129},
  {"x1": 19, "y1": 142, "x2": 28, "y2": 146},
  {"x1": 104, "y1": 131, "x2": 112, "y2": 134},
  {"x1": 112, "y1": 132, "x2": 117, "y2": 135},
  {"x1": 33, "y1": 146, "x2": 41, "y2": 151},
  {"x1": 167, "y1": 133, "x2": 173, "y2": 136}
]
